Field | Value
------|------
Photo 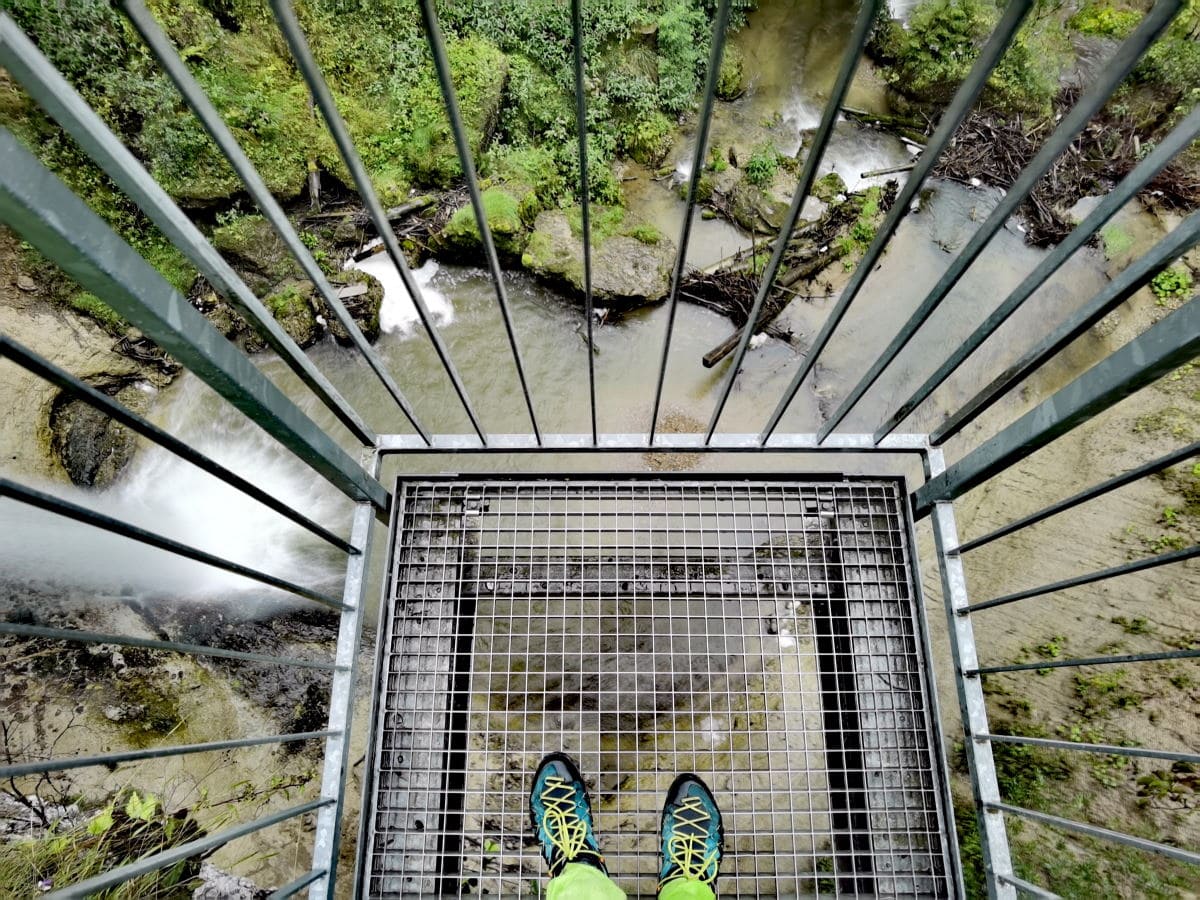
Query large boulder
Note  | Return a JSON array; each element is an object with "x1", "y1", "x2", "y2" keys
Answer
[
  {"x1": 324, "y1": 270, "x2": 384, "y2": 345},
  {"x1": 729, "y1": 169, "x2": 798, "y2": 234},
  {"x1": 262, "y1": 280, "x2": 320, "y2": 349},
  {"x1": 438, "y1": 188, "x2": 527, "y2": 259},
  {"x1": 521, "y1": 210, "x2": 676, "y2": 306},
  {"x1": 48, "y1": 379, "x2": 146, "y2": 488}
]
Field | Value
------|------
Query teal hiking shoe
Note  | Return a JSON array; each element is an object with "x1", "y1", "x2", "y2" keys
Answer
[
  {"x1": 659, "y1": 773, "x2": 723, "y2": 895},
  {"x1": 529, "y1": 752, "x2": 607, "y2": 877}
]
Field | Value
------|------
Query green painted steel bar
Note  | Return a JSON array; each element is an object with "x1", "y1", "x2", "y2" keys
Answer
[
  {"x1": 45, "y1": 799, "x2": 332, "y2": 899},
  {"x1": 410, "y1": 0, "x2": 542, "y2": 444},
  {"x1": 912, "y1": 297, "x2": 1200, "y2": 516},
  {"x1": 705, "y1": 0, "x2": 880, "y2": 444},
  {"x1": 267, "y1": 870, "x2": 326, "y2": 899},
  {"x1": 981, "y1": 732, "x2": 1200, "y2": 765},
  {"x1": 0, "y1": 335, "x2": 356, "y2": 554},
  {"x1": 258, "y1": 0, "x2": 486, "y2": 445},
  {"x1": 648, "y1": 0, "x2": 733, "y2": 444},
  {"x1": 0, "y1": 13, "x2": 375, "y2": 448},
  {"x1": 0, "y1": 131, "x2": 388, "y2": 510},
  {"x1": 971, "y1": 647, "x2": 1200, "y2": 676},
  {"x1": 958, "y1": 441, "x2": 1200, "y2": 553},
  {"x1": 758, "y1": 0, "x2": 1034, "y2": 444},
  {"x1": 117, "y1": 1, "x2": 429, "y2": 444},
  {"x1": 572, "y1": 0, "x2": 598, "y2": 445},
  {"x1": 933, "y1": 209, "x2": 1200, "y2": 445},
  {"x1": 875, "y1": 105, "x2": 1200, "y2": 443},
  {"x1": 0, "y1": 732, "x2": 337, "y2": 780},
  {"x1": 0, "y1": 479, "x2": 349, "y2": 610},
  {"x1": 964, "y1": 544, "x2": 1198, "y2": 614},
  {"x1": 0, "y1": 622, "x2": 342, "y2": 672},
  {"x1": 818, "y1": 0, "x2": 1182, "y2": 444},
  {"x1": 989, "y1": 802, "x2": 1200, "y2": 866}
]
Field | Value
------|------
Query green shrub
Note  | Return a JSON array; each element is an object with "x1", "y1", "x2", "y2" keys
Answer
[
  {"x1": 716, "y1": 45, "x2": 745, "y2": 100},
  {"x1": 618, "y1": 110, "x2": 675, "y2": 164},
  {"x1": 1068, "y1": 2, "x2": 1142, "y2": 38},
  {"x1": 744, "y1": 143, "x2": 780, "y2": 186},
  {"x1": 1151, "y1": 266, "x2": 1194, "y2": 303},
  {"x1": 656, "y1": 1, "x2": 711, "y2": 114},
  {"x1": 629, "y1": 223, "x2": 662, "y2": 244}
]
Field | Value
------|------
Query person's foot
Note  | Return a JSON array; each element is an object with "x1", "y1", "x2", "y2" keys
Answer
[
  {"x1": 529, "y1": 752, "x2": 607, "y2": 877},
  {"x1": 658, "y1": 773, "x2": 723, "y2": 895}
]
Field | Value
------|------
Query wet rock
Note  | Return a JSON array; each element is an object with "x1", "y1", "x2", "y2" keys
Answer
[
  {"x1": 811, "y1": 171, "x2": 848, "y2": 203},
  {"x1": 324, "y1": 270, "x2": 383, "y2": 344},
  {"x1": 522, "y1": 210, "x2": 676, "y2": 305},
  {"x1": 48, "y1": 379, "x2": 147, "y2": 487},
  {"x1": 263, "y1": 279, "x2": 320, "y2": 348},
  {"x1": 728, "y1": 169, "x2": 797, "y2": 234}
]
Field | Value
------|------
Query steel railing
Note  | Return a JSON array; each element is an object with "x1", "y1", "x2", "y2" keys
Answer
[{"x1": 0, "y1": 0, "x2": 1197, "y2": 897}]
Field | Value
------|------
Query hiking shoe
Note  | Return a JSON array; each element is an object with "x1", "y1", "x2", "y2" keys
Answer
[
  {"x1": 659, "y1": 773, "x2": 723, "y2": 895},
  {"x1": 529, "y1": 752, "x2": 607, "y2": 877}
]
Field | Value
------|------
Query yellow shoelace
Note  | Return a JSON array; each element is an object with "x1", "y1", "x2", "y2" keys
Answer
[
  {"x1": 661, "y1": 796, "x2": 719, "y2": 886},
  {"x1": 539, "y1": 776, "x2": 590, "y2": 862}
]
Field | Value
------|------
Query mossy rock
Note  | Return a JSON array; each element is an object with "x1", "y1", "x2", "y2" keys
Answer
[
  {"x1": 729, "y1": 170, "x2": 796, "y2": 234},
  {"x1": 440, "y1": 187, "x2": 527, "y2": 258},
  {"x1": 812, "y1": 171, "x2": 848, "y2": 203},
  {"x1": 263, "y1": 279, "x2": 320, "y2": 348},
  {"x1": 522, "y1": 209, "x2": 675, "y2": 305},
  {"x1": 211, "y1": 215, "x2": 302, "y2": 294},
  {"x1": 324, "y1": 269, "x2": 383, "y2": 344}
]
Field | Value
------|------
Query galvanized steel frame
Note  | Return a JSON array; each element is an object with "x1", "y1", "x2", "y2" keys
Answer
[{"x1": 0, "y1": 0, "x2": 1197, "y2": 896}]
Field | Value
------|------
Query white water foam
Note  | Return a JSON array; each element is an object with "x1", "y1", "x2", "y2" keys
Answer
[
  {"x1": 0, "y1": 375, "x2": 349, "y2": 602},
  {"x1": 345, "y1": 254, "x2": 453, "y2": 337}
]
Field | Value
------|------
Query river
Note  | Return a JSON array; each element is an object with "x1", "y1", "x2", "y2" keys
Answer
[{"x1": 0, "y1": 0, "x2": 1117, "y2": 613}]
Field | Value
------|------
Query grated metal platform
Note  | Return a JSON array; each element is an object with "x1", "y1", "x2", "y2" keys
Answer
[{"x1": 361, "y1": 477, "x2": 955, "y2": 898}]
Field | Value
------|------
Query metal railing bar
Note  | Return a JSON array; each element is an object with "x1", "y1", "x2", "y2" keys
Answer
[
  {"x1": 926, "y1": 448, "x2": 1018, "y2": 900},
  {"x1": 118, "y1": 1, "x2": 429, "y2": 446},
  {"x1": 373, "y1": 431, "x2": 931, "y2": 453},
  {"x1": 704, "y1": 0, "x2": 879, "y2": 443},
  {"x1": 45, "y1": 799, "x2": 331, "y2": 899},
  {"x1": 0, "y1": 732, "x2": 337, "y2": 780},
  {"x1": 932, "y1": 208, "x2": 1200, "y2": 446},
  {"x1": 0, "y1": 132, "x2": 389, "y2": 510},
  {"x1": 411, "y1": 0, "x2": 541, "y2": 444},
  {"x1": 972, "y1": 647, "x2": 1200, "y2": 676},
  {"x1": 0, "y1": 13, "x2": 375, "y2": 448},
  {"x1": 980, "y1": 732, "x2": 1200, "y2": 765},
  {"x1": 307, "y1": 455, "x2": 380, "y2": 900},
  {"x1": 997, "y1": 873, "x2": 1060, "y2": 899},
  {"x1": 262, "y1": 0, "x2": 486, "y2": 446},
  {"x1": 0, "y1": 479, "x2": 348, "y2": 611},
  {"x1": 988, "y1": 802, "x2": 1200, "y2": 867},
  {"x1": 912, "y1": 296, "x2": 1200, "y2": 516},
  {"x1": 648, "y1": 0, "x2": 733, "y2": 445},
  {"x1": 964, "y1": 544, "x2": 1198, "y2": 613},
  {"x1": 958, "y1": 441, "x2": 1200, "y2": 553},
  {"x1": 0, "y1": 335, "x2": 356, "y2": 555},
  {"x1": 758, "y1": 0, "x2": 1035, "y2": 445},
  {"x1": 571, "y1": 0, "x2": 597, "y2": 446},
  {"x1": 876, "y1": 105, "x2": 1200, "y2": 443},
  {"x1": 818, "y1": 0, "x2": 1182, "y2": 444},
  {"x1": 0, "y1": 622, "x2": 343, "y2": 672},
  {"x1": 267, "y1": 870, "x2": 326, "y2": 899}
]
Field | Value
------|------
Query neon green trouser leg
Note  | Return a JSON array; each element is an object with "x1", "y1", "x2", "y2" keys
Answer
[
  {"x1": 545, "y1": 863, "x2": 627, "y2": 899},
  {"x1": 545, "y1": 864, "x2": 716, "y2": 900}
]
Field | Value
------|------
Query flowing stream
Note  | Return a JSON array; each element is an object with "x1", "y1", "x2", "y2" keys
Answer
[{"x1": 1, "y1": 0, "x2": 1119, "y2": 611}]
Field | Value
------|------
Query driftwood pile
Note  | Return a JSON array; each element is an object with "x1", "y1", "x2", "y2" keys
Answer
[{"x1": 932, "y1": 86, "x2": 1200, "y2": 245}]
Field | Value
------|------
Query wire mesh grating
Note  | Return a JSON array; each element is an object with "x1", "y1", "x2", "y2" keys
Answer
[{"x1": 363, "y1": 478, "x2": 953, "y2": 897}]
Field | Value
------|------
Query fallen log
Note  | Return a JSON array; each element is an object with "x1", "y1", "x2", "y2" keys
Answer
[{"x1": 861, "y1": 162, "x2": 916, "y2": 179}]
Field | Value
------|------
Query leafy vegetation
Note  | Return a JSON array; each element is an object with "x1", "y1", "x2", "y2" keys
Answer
[
  {"x1": 1068, "y1": 1, "x2": 1141, "y2": 38},
  {"x1": 744, "y1": 142, "x2": 781, "y2": 186},
  {"x1": 1150, "y1": 265, "x2": 1193, "y2": 303}
]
